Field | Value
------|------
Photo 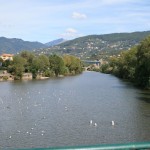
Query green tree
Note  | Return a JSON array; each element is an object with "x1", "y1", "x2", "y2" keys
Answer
[
  {"x1": 12, "y1": 55, "x2": 26, "y2": 80},
  {"x1": 135, "y1": 36, "x2": 150, "y2": 88},
  {"x1": 100, "y1": 63, "x2": 110, "y2": 73},
  {"x1": 2, "y1": 59, "x2": 12, "y2": 68},
  {"x1": 63, "y1": 55, "x2": 83, "y2": 74},
  {"x1": 108, "y1": 46, "x2": 137, "y2": 81},
  {"x1": 49, "y1": 55, "x2": 65, "y2": 76},
  {"x1": 122, "y1": 47, "x2": 137, "y2": 80},
  {"x1": 31, "y1": 54, "x2": 49, "y2": 78},
  {"x1": 20, "y1": 51, "x2": 34, "y2": 72}
]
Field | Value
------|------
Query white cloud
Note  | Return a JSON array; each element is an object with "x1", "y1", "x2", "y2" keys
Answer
[
  {"x1": 72, "y1": 12, "x2": 87, "y2": 20},
  {"x1": 60, "y1": 28, "x2": 82, "y2": 39},
  {"x1": 66, "y1": 28, "x2": 77, "y2": 33}
]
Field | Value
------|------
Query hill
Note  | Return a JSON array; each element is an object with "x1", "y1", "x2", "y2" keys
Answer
[
  {"x1": 0, "y1": 37, "x2": 46, "y2": 54},
  {"x1": 35, "y1": 31, "x2": 150, "y2": 60}
]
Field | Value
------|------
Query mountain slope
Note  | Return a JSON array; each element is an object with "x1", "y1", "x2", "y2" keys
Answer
[
  {"x1": 35, "y1": 31, "x2": 150, "y2": 60},
  {"x1": 45, "y1": 38, "x2": 66, "y2": 47},
  {"x1": 0, "y1": 37, "x2": 46, "y2": 54}
]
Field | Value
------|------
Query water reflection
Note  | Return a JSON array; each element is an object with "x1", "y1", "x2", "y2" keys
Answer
[
  {"x1": 136, "y1": 91, "x2": 150, "y2": 103},
  {"x1": 136, "y1": 96, "x2": 150, "y2": 103}
]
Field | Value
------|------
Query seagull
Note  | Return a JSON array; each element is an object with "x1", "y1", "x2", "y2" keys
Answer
[
  {"x1": 94, "y1": 123, "x2": 97, "y2": 127},
  {"x1": 65, "y1": 106, "x2": 68, "y2": 111},
  {"x1": 111, "y1": 120, "x2": 115, "y2": 126},
  {"x1": 90, "y1": 120, "x2": 93, "y2": 125}
]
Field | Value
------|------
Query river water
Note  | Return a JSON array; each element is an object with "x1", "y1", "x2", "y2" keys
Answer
[{"x1": 0, "y1": 71, "x2": 150, "y2": 148}]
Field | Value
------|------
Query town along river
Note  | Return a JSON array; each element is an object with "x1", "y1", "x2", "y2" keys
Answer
[{"x1": 0, "y1": 71, "x2": 150, "y2": 148}]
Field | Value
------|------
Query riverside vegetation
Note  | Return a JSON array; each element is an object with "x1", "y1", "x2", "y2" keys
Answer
[
  {"x1": 0, "y1": 52, "x2": 83, "y2": 80},
  {"x1": 100, "y1": 36, "x2": 150, "y2": 89}
]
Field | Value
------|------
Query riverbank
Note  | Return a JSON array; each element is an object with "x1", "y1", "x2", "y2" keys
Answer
[
  {"x1": 0, "y1": 52, "x2": 83, "y2": 81},
  {"x1": 0, "y1": 70, "x2": 80, "y2": 82}
]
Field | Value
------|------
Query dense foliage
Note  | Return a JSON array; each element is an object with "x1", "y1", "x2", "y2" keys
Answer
[
  {"x1": 0, "y1": 51, "x2": 83, "y2": 80},
  {"x1": 63, "y1": 55, "x2": 83, "y2": 74},
  {"x1": 135, "y1": 37, "x2": 150, "y2": 87},
  {"x1": 100, "y1": 36, "x2": 150, "y2": 88}
]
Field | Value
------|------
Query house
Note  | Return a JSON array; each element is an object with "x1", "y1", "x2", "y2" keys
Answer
[{"x1": 0, "y1": 53, "x2": 14, "y2": 61}]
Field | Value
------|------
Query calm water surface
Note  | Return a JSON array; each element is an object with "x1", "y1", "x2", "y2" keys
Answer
[{"x1": 0, "y1": 71, "x2": 150, "y2": 148}]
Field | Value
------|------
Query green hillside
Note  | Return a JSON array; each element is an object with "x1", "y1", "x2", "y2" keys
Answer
[
  {"x1": 35, "y1": 31, "x2": 150, "y2": 60},
  {"x1": 0, "y1": 37, "x2": 46, "y2": 54}
]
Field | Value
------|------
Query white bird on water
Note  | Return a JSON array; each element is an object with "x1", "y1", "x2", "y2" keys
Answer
[
  {"x1": 94, "y1": 123, "x2": 97, "y2": 127},
  {"x1": 90, "y1": 120, "x2": 93, "y2": 125},
  {"x1": 65, "y1": 106, "x2": 68, "y2": 111},
  {"x1": 111, "y1": 120, "x2": 115, "y2": 126}
]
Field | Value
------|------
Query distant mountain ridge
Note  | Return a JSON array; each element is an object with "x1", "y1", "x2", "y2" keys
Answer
[
  {"x1": 45, "y1": 38, "x2": 66, "y2": 47},
  {"x1": 0, "y1": 37, "x2": 46, "y2": 54},
  {"x1": 0, "y1": 37, "x2": 67, "y2": 54}
]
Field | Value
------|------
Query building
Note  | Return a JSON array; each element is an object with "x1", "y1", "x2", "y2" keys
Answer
[{"x1": 0, "y1": 53, "x2": 14, "y2": 61}]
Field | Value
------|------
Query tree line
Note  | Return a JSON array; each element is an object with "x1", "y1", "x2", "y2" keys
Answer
[
  {"x1": 0, "y1": 52, "x2": 83, "y2": 80},
  {"x1": 100, "y1": 36, "x2": 150, "y2": 89}
]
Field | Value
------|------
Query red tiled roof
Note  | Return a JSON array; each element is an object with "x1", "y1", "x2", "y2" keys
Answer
[{"x1": 0, "y1": 53, "x2": 14, "y2": 57}]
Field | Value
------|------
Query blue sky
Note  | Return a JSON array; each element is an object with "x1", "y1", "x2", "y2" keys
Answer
[{"x1": 0, "y1": 0, "x2": 150, "y2": 43}]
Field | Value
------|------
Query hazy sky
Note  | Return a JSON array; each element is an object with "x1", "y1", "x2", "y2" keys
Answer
[{"x1": 0, "y1": 0, "x2": 150, "y2": 43}]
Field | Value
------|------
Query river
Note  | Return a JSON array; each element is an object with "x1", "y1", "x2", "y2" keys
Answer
[{"x1": 0, "y1": 71, "x2": 150, "y2": 148}]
